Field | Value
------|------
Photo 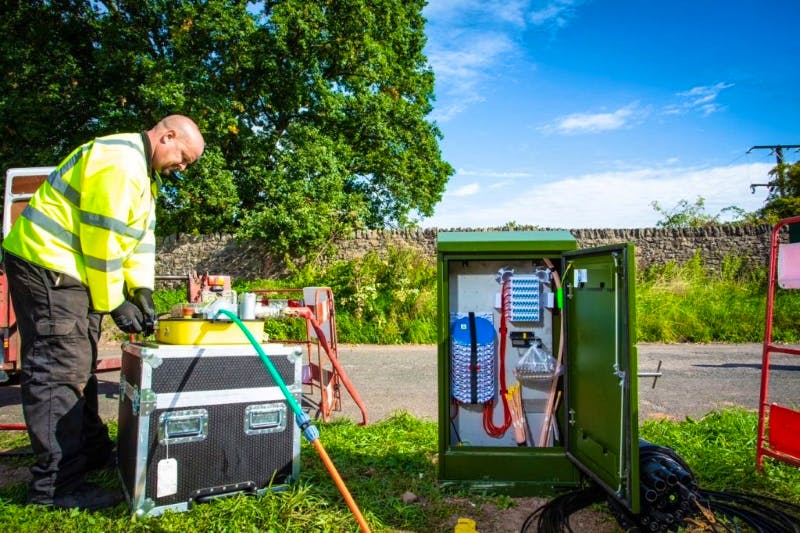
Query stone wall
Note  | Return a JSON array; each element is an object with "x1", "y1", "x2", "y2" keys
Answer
[{"x1": 155, "y1": 224, "x2": 781, "y2": 281}]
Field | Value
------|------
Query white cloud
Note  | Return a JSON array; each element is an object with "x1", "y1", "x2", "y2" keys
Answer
[
  {"x1": 427, "y1": 33, "x2": 515, "y2": 122},
  {"x1": 450, "y1": 169, "x2": 535, "y2": 194},
  {"x1": 423, "y1": 162, "x2": 773, "y2": 229},
  {"x1": 529, "y1": 0, "x2": 584, "y2": 29},
  {"x1": 457, "y1": 168, "x2": 534, "y2": 178},
  {"x1": 424, "y1": 0, "x2": 586, "y2": 122},
  {"x1": 536, "y1": 83, "x2": 730, "y2": 137},
  {"x1": 663, "y1": 82, "x2": 734, "y2": 116},
  {"x1": 490, "y1": 0, "x2": 531, "y2": 27},
  {"x1": 451, "y1": 183, "x2": 481, "y2": 197},
  {"x1": 430, "y1": 35, "x2": 513, "y2": 81},
  {"x1": 425, "y1": 0, "x2": 532, "y2": 27},
  {"x1": 542, "y1": 102, "x2": 645, "y2": 135}
]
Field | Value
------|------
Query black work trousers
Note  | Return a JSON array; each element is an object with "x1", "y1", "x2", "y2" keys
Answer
[{"x1": 4, "y1": 253, "x2": 112, "y2": 502}]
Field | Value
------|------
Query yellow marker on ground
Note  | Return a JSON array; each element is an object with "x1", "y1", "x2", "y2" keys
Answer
[{"x1": 454, "y1": 517, "x2": 478, "y2": 532}]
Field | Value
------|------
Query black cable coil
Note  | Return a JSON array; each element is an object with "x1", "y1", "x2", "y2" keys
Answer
[
  {"x1": 521, "y1": 439, "x2": 800, "y2": 532},
  {"x1": 616, "y1": 438, "x2": 701, "y2": 532}
]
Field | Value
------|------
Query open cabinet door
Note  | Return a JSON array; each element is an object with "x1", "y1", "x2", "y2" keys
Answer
[{"x1": 562, "y1": 243, "x2": 640, "y2": 514}]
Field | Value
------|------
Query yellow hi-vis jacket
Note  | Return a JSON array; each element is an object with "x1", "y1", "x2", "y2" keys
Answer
[{"x1": 2, "y1": 133, "x2": 158, "y2": 312}]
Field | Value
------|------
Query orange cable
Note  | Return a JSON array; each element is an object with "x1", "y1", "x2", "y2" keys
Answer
[
  {"x1": 312, "y1": 439, "x2": 371, "y2": 533},
  {"x1": 539, "y1": 259, "x2": 563, "y2": 447}
]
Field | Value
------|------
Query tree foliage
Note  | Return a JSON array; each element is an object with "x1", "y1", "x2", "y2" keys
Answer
[
  {"x1": 650, "y1": 196, "x2": 762, "y2": 228},
  {"x1": 0, "y1": 1, "x2": 101, "y2": 162},
  {"x1": 758, "y1": 161, "x2": 800, "y2": 222},
  {"x1": 651, "y1": 197, "x2": 721, "y2": 228},
  {"x1": 0, "y1": 0, "x2": 453, "y2": 258}
]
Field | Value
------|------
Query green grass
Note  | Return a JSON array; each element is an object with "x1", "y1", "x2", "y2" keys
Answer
[
  {"x1": 1, "y1": 409, "x2": 797, "y2": 532},
  {"x1": 639, "y1": 408, "x2": 800, "y2": 503},
  {"x1": 635, "y1": 252, "x2": 800, "y2": 343},
  {"x1": 0, "y1": 413, "x2": 447, "y2": 532}
]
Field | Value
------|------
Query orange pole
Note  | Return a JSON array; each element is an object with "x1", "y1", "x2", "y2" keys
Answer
[
  {"x1": 284, "y1": 306, "x2": 369, "y2": 425},
  {"x1": 312, "y1": 439, "x2": 372, "y2": 533}
]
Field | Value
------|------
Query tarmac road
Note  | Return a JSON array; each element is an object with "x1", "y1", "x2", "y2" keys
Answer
[
  {"x1": 1, "y1": 342, "x2": 798, "y2": 427},
  {"x1": 327, "y1": 342, "x2": 800, "y2": 423}
]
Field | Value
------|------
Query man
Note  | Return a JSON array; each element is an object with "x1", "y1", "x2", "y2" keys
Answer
[{"x1": 2, "y1": 115, "x2": 205, "y2": 510}]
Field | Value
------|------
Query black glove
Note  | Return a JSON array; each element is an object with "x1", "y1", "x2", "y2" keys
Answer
[
  {"x1": 110, "y1": 301, "x2": 144, "y2": 334},
  {"x1": 130, "y1": 288, "x2": 156, "y2": 336}
]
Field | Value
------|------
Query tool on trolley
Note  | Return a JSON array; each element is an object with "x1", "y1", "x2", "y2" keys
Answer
[
  {"x1": 179, "y1": 276, "x2": 367, "y2": 424},
  {"x1": 216, "y1": 309, "x2": 372, "y2": 533},
  {"x1": 117, "y1": 281, "x2": 369, "y2": 519}
]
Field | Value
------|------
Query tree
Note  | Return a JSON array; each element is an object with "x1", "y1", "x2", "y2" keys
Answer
[
  {"x1": 651, "y1": 196, "x2": 758, "y2": 228},
  {"x1": 651, "y1": 197, "x2": 720, "y2": 228},
  {"x1": 757, "y1": 161, "x2": 800, "y2": 222},
  {"x1": 0, "y1": 0, "x2": 453, "y2": 259},
  {"x1": 0, "y1": 1, "x2": 102, "y2": 164}
]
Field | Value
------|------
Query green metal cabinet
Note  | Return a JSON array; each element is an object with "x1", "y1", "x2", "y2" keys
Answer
[{"x1": 437, "y1": 231, "x2": 639, "y2": 514}]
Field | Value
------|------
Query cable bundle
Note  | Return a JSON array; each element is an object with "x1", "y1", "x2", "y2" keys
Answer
[
  {"x1": 612, "y1": 441, "x2": 800, "y2": 532},
  {"x1": 483, "y1": 280, "x2": 512, "y2": 438},
  {"x1": 520, "y1": 486, "x2": 606, "y2": 532},
  {"x1": 694, "y1": 490, "x2": 800, "y2": 532},
  {"x1": 505, "y1": 384, "x2": 527, "y2": 446},
  {"x1": 627, "y1": 439, "x2": 700, "y2": 532},
  {"x1": 520, "y1": 439, "x2": 800, "y2": 533}
]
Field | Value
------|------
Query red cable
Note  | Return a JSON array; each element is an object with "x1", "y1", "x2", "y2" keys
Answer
[
  {"x1": 483, "y1": 280, "x2": 512, "y2": 438},
  {"x1": 451, "y1": 399, "x2": 459, "y2": 420}
]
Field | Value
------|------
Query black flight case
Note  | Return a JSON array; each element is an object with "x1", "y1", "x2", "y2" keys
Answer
[{"x1": 117, "y1": 342, "x2": 303, "y2": 517}]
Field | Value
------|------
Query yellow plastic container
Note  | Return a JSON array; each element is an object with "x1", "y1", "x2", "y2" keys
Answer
[{"x1": 156, "y1": 318, "x2": 265, "y2": 345}]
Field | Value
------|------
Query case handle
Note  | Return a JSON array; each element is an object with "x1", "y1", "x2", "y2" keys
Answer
[
  {"x1": 158, "y1": 409, "x2": 208, "y2": 444},
  {"x1": 245, "y1": 403, "x2": 286, "y2": 435}
]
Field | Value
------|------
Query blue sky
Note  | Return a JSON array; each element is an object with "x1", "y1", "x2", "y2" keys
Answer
[{"x1": 419, "y1": 0, "x2": 800, "y2": 229}]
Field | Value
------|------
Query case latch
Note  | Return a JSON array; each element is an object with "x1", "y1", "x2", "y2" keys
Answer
[
  {"x1": 138, "y1": 389, "x2": 157, "y2": 416},
  {"x1": 120, "y1": 377, "x2": 156, "y2": 416}
]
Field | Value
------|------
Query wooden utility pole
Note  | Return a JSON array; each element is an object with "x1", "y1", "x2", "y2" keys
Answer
[
  {"x1": 749, "y1": 144, "x2": 800, "y2": 242},
  {"x1": 748, "y1": 144, "x2": 800, "y2": 193}
]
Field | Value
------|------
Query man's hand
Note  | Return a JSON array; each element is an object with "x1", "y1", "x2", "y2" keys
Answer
[
  {"x1": 130, "y1": 288, "x2": 156, "y2": 336},
  {"x1": 110, "y1": 301, "x2": 144, "y2": 334}
]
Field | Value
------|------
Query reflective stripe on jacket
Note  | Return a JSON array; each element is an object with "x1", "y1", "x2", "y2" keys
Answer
[{"x1": 2, "y1": 133, "x2": 157, "y2": 312}]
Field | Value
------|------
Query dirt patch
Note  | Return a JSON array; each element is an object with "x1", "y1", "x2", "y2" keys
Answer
[
  {"x1": 0, "y1": 443, "x2": 33, "y2": 494},
  {"x1": 439, "y1": 496, "x2": 620, "y2": 532},
  {"x1": 0, "y1": 462, "x2": 30, "y2": 487}
]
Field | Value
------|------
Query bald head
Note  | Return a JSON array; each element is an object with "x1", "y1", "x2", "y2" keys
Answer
[{"x1": 147, "y1": 115, "x2": 205, "y2": 176}]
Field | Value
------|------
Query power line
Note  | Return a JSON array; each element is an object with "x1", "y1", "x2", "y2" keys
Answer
[{"x1": 747, "y1": 144, "x2": 800, "y2": 193}]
